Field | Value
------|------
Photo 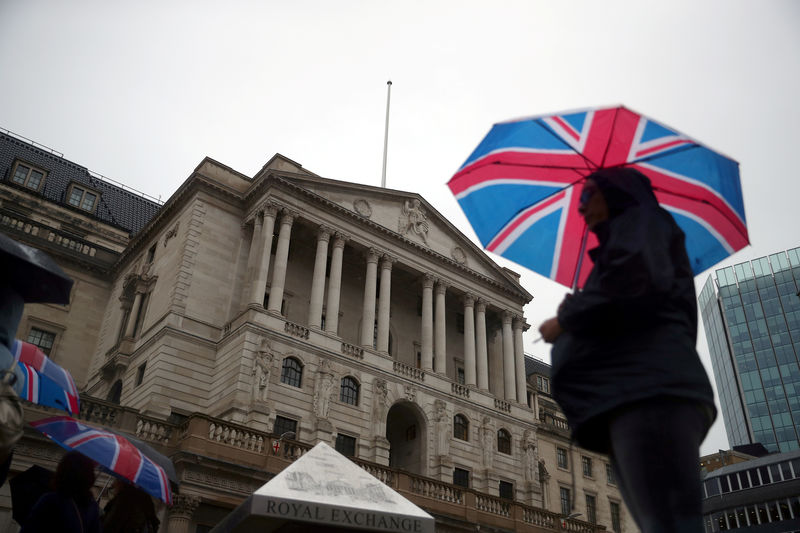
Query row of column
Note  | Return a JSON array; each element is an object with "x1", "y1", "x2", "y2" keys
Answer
[{"x1": 244, "y1": 205, "x2": 528, "y2": 403}]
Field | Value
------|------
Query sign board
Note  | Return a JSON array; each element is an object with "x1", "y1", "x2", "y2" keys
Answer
[{"x1": 210, "y1": 442, "x2": 435, "y2": 533}]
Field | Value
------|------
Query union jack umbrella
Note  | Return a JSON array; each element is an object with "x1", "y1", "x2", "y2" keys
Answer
[
  {"x1": 12, "y1": 340, "x2": 80, "y2": 414},
  {"x1": 30, "y1": 416, "x2": 173, "y2": 505},
  {"x1": 448, "y1": 106, "x2": 748, "y2": 287}
]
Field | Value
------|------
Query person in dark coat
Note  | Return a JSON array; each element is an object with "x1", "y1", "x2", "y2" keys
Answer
[
  {"x1": 539, "y1": 167, "x2": 716, "y2": 533},
  {"x1": 102, "y1": 478, "x2": 160, "y2": 533},
  {"x1": 21, "y1": 451, "x2": 102, "y2": 533}
]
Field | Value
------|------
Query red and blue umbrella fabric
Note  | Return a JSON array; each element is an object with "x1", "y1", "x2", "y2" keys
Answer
[
  {"x1": 30, "y1": 416, "x2": 172, "y2": 505},
  {"x1": 12, "y1": 340, "x2": 80, "y2": 415},
  {"x1": 447, "y1": 105, "x2": 749, "y2": 287}
]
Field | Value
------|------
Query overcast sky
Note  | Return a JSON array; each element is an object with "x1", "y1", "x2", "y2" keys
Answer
[{"x1": 3, "y1": 1, "x2": 799, "y2": 454}]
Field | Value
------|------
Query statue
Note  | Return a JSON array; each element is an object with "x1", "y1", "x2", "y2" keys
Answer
[
  {"x1": 480, "y1": 417, "x2": 494, "y2": 469},
  {"x1": 434, "y1": 400, "x2": 449, "y2": 457},
  {"x1": 399, "y1": 199, "x2": 429, "y2": 244},
  {"x1": 313, "y1": 359, "x2": 335, "y2": 419},
  {"x1": 523, "y1": 429, "x2": 538, "y2": 483},
  {"x1": 370, "y1": 379, "x2": 391, "y2": 435},
  {"x1": 251, "y1": 341, "x2": 274, "y2": 402}
]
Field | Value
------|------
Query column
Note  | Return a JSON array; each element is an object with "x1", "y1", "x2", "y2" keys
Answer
[
  {"x1": 463, "y1": 294, "x2": 477, "y2": 386},
  {"x1": 244, "y1": 211, "x2": 263, "y2": 305},
  {"x1": 475, "y1": 299, "x2": 489, "y2": 390},
  {"x1": 514, "y1": 315, "x2": 528, "y2": 404},
  {"x1": 421, "y1": 274, "x2": 434, "y2": 371},
  {"x1": 124, "y1": 291, "x2": 143, "y2": 338},
  {"x1": 308, "y1": 226, "x2": 331, "y2": 328},
  {"x1": 324, "y1": 233, "x2": 347, "y2": 335},
  {"x1": 166, "y1": 494, "x2": 200, "y2": 533},
  {"x1": 250, "y1": 205, "x2": 277, "y2": 306},
  {"x1": 267, "y1": 210, "x2": 294, "y2": 314},
  {"x1": 434, "y1": 280, "x2": 448, "y2": 374},
  {"x1": 376, "y1": 255, "x2": 394, "y2": 353},
  {"x1": 502, "y1": 310, "x2": 517, "y2": 402},
  {"x1": 360, "y1": 249, "x2": 379, "y2": 347}
]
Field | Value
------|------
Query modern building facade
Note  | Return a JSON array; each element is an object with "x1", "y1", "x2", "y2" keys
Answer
[
  {"x1": 699, "y1": 249, "x2": 800, "y2": 453},
  {"x1": 701, "y1": 449, "x2": 800, "y2": 532},
  {"x1": 0, "y1": 129, "x2": 632, "y2": 532}
]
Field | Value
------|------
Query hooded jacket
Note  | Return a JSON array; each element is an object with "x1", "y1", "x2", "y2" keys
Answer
[{"x1": 551, "y1": 168, "x2": 716, "y2": 453}]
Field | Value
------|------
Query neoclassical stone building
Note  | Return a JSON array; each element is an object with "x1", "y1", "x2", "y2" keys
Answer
[{"x1": 1, "y1": 129, "x2": 631, "y2": 532}]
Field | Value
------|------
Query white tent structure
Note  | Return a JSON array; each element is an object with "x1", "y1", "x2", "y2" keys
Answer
[{"x1": 210, "y1": 442, "x2": 435, "y2": 533}]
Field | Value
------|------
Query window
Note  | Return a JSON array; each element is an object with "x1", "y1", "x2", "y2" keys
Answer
[
  {"x1": 606, "y1": 463, "x2": 616, "y2": 485},
  {"x1": 585, "y1": 494, "x2": 597, "y2": 524},
  {"x1": 135, "y1": 362, "x2": 146, "y2": 387},
  {"x1": 582, "y1": 456, "x2": 593, "y2": 477},
  {"x1": 340, "y1": 376, "x2": 359, "y2": 405},
  {"x1": 453, "y1": 468, "x2": 470, "y2": 488},
  {"x1": 335, "y1": 434, "x2": 356, "y2": 457},
  {"x1": 557, "y1": 447, "x2": 569, "y2": 469},
  {"x1": 499, "y1": 481, "x2": 514, "y2": 500},
  {"x1": 560, "y1": 487, "x2": 571, "y2": 516},
  {"x1": 456, "y1": 367, "x2": 465, "y2": 385},
  {"x1": 273, "y1": 415, "x2": 297, "y2": 438},
  {"x1": 280, "y1": 358, "x2": 303, "y2": 387},
  {"x1": 497, "y1": 429, "x2": 511, "y2": 454},
  {"x1": 11, "y1": 161, "x2": 46, "y2": 191},
  {"x1": 453, "y1": 414, "x2": 469, "y2": 441},
  {"x1": 27, "y1": 327, "x2": 56, "y2": 355},
  {"x1": 132, "y1": 292, "x2": 150, "y2": 337},
  {"x1": 146, "y1": 243, "x2": 156, "y2": 264},
  {"x1": 66, "y1": 183, "x2": 99, "y2": 212},
  {"x1": 536, "y1": 375, "x2": 550, "y2": 393},
  {"x1": 106, "y1": 380, "x2": 122, "y2": 404},
  {"x1": 610, "y1": 501, "x2": 621, "y2": 533}
]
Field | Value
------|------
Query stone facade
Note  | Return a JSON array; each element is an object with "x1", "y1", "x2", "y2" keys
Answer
[{"x1": 1, "y1": 130, "x2": 627, "y2": 532}]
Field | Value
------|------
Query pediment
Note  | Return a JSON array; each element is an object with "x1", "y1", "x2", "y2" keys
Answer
[{"x1": 269, "y1": 171, "x2": 531, "y2": 301}]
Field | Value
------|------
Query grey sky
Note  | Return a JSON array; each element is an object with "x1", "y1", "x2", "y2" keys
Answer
[{"x1": 2, "y1": 0, "x2": 799, "y2": 454}]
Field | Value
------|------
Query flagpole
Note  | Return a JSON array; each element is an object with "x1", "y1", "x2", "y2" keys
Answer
[{"x1": 381, "y1": 80, "x2": 392, "y2": 188}]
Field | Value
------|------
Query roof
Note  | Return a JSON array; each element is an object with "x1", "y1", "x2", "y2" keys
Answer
[
  {"x1": 703, "y1": 448, "x2": 800, "y2": 479},
  {"x1": 525, "y1": 356, "x2": 551, "y2": 378},
  {"x1": 0, "y1": 131, "x2": 161, "y2": 235}
]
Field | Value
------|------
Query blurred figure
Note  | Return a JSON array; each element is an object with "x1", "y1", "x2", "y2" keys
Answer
[
  {"x1": 21, "y1": 451, "x2": 101, "y2": 532},
  {"x1": 102, "y1": 478, "x2": 160, "y2": 533},
  {"x1": 539, "y1": 168, "x2": 716, "y2": 533}
]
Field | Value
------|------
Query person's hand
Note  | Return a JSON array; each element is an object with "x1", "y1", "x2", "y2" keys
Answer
[{"x1": 539, "y1": 317, "x2": 563, "y2": 343}]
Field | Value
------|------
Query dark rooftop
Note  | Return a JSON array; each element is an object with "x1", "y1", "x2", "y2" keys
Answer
[
  {"x1": 525, "y1": 356, "x2": 551, "y2": 378},
  {"x1": 0, "y1": 130, "x2": 161, "y2": 235}
]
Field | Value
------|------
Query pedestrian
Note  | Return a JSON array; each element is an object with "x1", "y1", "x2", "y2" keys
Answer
[
  {"x1": 539, "y1": 167, "x2": 716, "y2": 533},
  {"x1": 21, "y1": 451, "x2": 102, "y2": 532},
  {"x1": 102, "y1": 478, "x2": 160, "y2": 533}
]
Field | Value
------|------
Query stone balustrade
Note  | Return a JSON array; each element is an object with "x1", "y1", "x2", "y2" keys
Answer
[
  {"x1": 341, "y1": 342, "x2": 364, "y2": 359},
  {"x1": 494, "y1": 398, "x2": 511, "y2": 413},
  {"x1": 392, "y1": 360, "x2": 425, "y2": 382},
  {"x1": 410, "y1": 477, "x2": 464, "y2": 504},
  {"x1": 476, "y1": 493, "x2": 511, "y2": 517},
  {"x1": 451, "y1": 382, "x2": 470, "y2": 398},
  {"x1": 284, "y1": 320, "x2": 310, "y2": 339}
]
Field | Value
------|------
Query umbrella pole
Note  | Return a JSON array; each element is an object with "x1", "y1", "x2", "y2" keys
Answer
[
  {"x1": 571, "y1": 225, "x2": 590, "y2": 292},
  {"x1": 97, "y1": 473, "x2": 113, "y2": 503}
]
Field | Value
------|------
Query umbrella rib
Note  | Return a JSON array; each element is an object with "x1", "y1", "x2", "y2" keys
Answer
[{"x1": 533, "y1": 117, "x2": 600, "y2": 171}]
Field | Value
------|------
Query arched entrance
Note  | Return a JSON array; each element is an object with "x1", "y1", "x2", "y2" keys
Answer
[{"x1": 386, "y1": 401, "x2": 427, "y2": 476}]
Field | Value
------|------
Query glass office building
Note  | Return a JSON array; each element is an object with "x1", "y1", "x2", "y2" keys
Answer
[{"x1": 699, "y1": 247, "x2": 800, "y2": 453}]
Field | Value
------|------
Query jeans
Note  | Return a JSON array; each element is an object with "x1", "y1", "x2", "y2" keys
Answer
[{"x1": 609, "y1": 397, "x2": 711, "y2": 533}]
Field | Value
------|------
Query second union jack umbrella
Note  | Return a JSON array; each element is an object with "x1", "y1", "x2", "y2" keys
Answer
[
  {"x1": 30, "y1": 416, "x2": 173, "y2": 504},
  {"x1": 12, "y1": 340, "x2": 80, "y2": 414},
  {"x1": 448, "y1": 105, "x2": 749, "y2": 287}
]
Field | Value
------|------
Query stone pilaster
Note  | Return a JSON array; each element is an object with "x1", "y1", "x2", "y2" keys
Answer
[
  {"x1": 475, "y1": 299, "x2": 489, "y2": 390},
  {"x1": 267, "y1": 209, "x2": 294, "y2": 314},
  {"x1": 308, "y1": 226, "x2": 332, "y2": 328},
  {"x1": 434, "y1": 280, "x2": 448, "y2": 374},
  {"x1": 463, "y1": 294, "x2": 477, "y2": 386},
  {"x1": 502, "y1": 310, "x2": 516, "y2": 401},
  {"x1": 324, "y1": 233, "x2": 348, "y2": 335},
  {"x1": 376, "y1": 255, "x2": 394, "y2": 353},
  {"x1": 360, "y1": 248, "x2": 380, "y2": 347},
  {"x1": 420, "y1": 274, "x2": 434, "y2": 371}
]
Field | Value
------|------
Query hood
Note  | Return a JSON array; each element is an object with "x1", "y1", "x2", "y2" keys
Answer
[{"x1": 586, "y1": 167, "x2": 658, "y2": 219}]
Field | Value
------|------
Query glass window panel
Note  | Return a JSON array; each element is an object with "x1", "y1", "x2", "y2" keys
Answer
[
  {"x1": 757, "y1": 504, "x2": 769, "y2": 523},
  {"x1": 748, "y1": 468, "x2": 761, "y2": 487},
  {"x1": 28, "y1": 170, "x2": 43, "y2": 189},
  {"x1": 720, "y1": 475, "x2": 730, "y2": 493},
  {"x1": 787, "y1": 247, "x2": 800, "y2": 267},
  {"x1": 769, "y1": 464, "x2": 783, "y2": 482},
  {"x1": 736, "y1": 508, "x2": 747, "y2": 527},
  {"x1": 68, "y1": 187, "x2": 83, "y2": 206},
  {"x1": 747, "y1": 505, "x2": 759, "y2": 525},
  {"x1": 13, "y1": 164, "x2": 29, "y2": 183},
  {"x1": 779, "y1": 500, "x2": 790, "y2": 520},
  {"x1": 705, "y1": 478, "x2": 720, "y2": 496},
  {"x1": 334, "y1": 434, "x2": 356, "y2": 457},
  {"x1": 729, "y1": 473, "x2": 740, "y2": 491},
  {"x1": 453, "y1": 467, "x2": 470, "y2": 488},
  {"x1": 497, "y1": 429, "x2": 511, "y2": 454},
  {"x1": 770, "y1": 252, "x2": 789, "y2": 271},
  {"x1": 280, "y1": 358, "x2": 303, "y2": 388},
  {"x1": 273, "y1": 415, "x2": 297, "y2": 438},
  {"x1": 81, "y1": 192, "x2": 97, "y2": 211},
  {"x1": 453, "y1": 414, "x2": 468, "y2": 441},
  {"x1": 769, "y1": 501, "x2": 780, "y2": 521},
  {"x1": 339, "y1": 376, "x2": 359, "y2": 405}
]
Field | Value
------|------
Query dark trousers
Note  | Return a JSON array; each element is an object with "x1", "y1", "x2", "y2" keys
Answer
[{"x1": 608, "y1": 397, "x2": 710, "y2": 533}]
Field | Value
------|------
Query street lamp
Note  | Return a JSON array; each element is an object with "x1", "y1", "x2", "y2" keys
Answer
[{"x1": 272, "y1": 431, "x2": 296, "y2": 456}]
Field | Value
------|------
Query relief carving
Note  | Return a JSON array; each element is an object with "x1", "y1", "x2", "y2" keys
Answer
[{"x1": 398, "y1": 199, "x2": 429, "y2": 245}]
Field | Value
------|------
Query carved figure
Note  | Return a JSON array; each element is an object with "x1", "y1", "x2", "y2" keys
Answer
[
  {"x1": 481, "y1": 417, "x2": 494, "y2": 468},
  {"x1": 370, "y1": 379, "x2": 391, "y2": 433},
  {"x1": 313, "y1": 360, "x2": 335, "y2": 419},
  {"x1": 434, "y1": 400, "x2": 449, "y2": 457},
  {"x1": 523, "y1": 429, "x2": 538, "y2": 482},
  {"x1": 399, "y1": 199, "x2": 429, "y2": 244},
  {"x1": 251, "y1": 341, "x2": 275, "y2": 402}
]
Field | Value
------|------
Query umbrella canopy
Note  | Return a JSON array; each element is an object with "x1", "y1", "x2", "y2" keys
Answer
[
  {"x1": 0, "y1": 232, "x2": 74, "y2": 304},
  {"x1": 448, "y1": 105, "x2": 748, "y2": 287},
  {"x1": 9, "y1": 464, "x2": 54, "y2": 525},
  {"x1": 13, "y1": 340, "x2": 80, "y2": 414},
  {"x1": 30, "y1": 416, "x2": 172, "y2": 505}
]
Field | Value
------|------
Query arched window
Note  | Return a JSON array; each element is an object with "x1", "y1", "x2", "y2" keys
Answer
[
  {"x1": 280, "y1": 357, "x2": 303, "y2": 388},
  {"x1": 340, "y1": 376, "x2": 360, "y2": 405},
  {"x1": 453, "y1": 414, "x2": 469, "y2": 441},
  {"x1": 498, "y1": 428, "x2": 512, "y2": 454}
]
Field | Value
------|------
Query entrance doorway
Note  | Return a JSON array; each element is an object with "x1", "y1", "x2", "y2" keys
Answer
[{"x1": 386, "y1": 401, "x2": 427, "y2": 476}]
